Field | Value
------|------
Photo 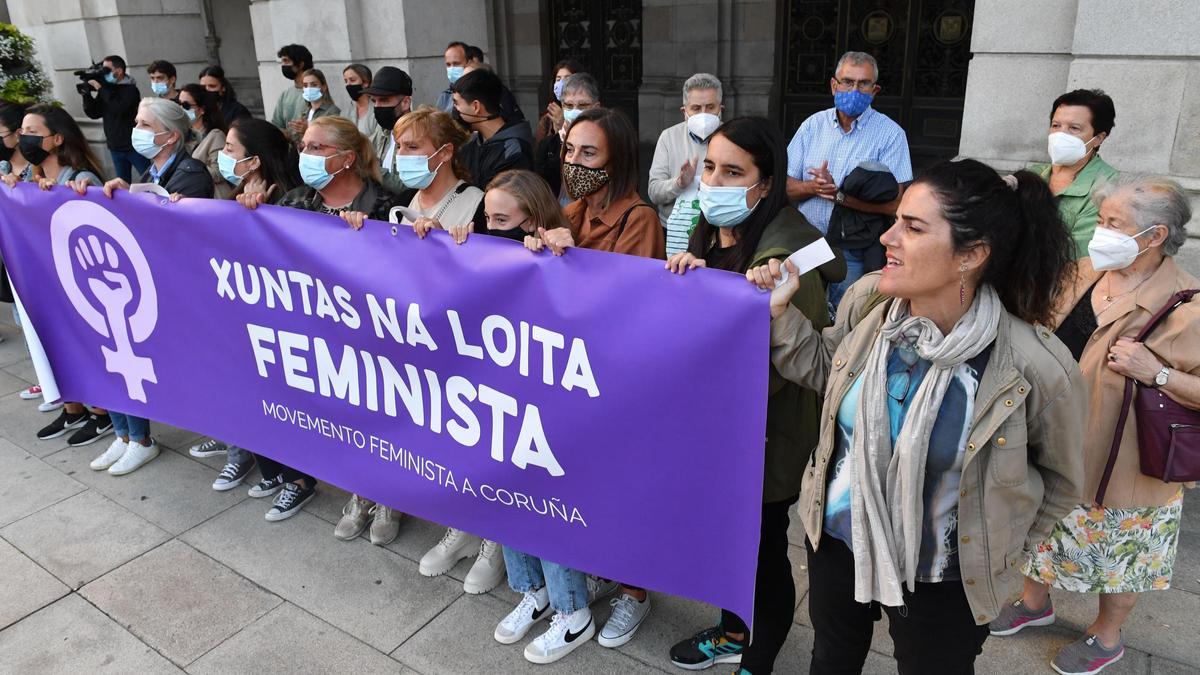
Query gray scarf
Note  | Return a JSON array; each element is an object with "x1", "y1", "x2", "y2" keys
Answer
[{"x1": 848, "y1": 284, "x2": 1001, "y2": 606}]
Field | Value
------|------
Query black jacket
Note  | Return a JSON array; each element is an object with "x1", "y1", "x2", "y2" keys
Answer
[
  {"x1": 533, "y1": 132, "x2": 562, "y2": 196},
  {"x1": 149, "y1": 150, "x2": 215, "y2": 198},
  {"x1": 81, "y1": 77, "x2": 142, "y2": 152},
  {"x1": 221, "y1": 98, "x2": 253, "y2": 123},
  {"x1": 826, "y1": 162, "x2": 899, "y2": 271},
  {"x1": 457, "y1": 120, "x2": 534, "y2": 191}
]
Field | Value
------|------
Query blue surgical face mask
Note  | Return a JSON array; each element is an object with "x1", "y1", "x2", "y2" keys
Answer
[
  {"x1": 553, "y1": 79, "x2": 565, "y2": 100},
  {"x1": 563, "y1": 108, "x2": 583, "y2": 124},
  {"x1": 104, "y1": 72, "x2": 118, "y2": 85},
  {"x1": 131, "y1": 127, "x2": 168, "y2": 159},
  {"x1": 395, "y1": 144, "x2": 447, "y2": 190},
  {"x1": 299, "y1": 151, "x2": 346, "y2": 190},
  {"x1": 302, "y1": 86, "x2": 323, "y2": 103},
  {"x1": 447, "y1": 66, "x2": 465, "y2": 85},
  {"x1": 698, "y1": 180, "x2": 762, "y2": 228},
  {"x1": 218, "y1": 151, "x2": 253, "y2": 187},
  {"x1": 150, "y1": 81, "x2": 169, "y2": 96},
  {"x1": 834, "y1": 89, "x2": 873, "y2": 117},
  {"x1": 184, "y1": 108, "x2": 197, "y2": 122}
]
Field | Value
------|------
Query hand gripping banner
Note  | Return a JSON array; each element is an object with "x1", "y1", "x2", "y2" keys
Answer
[{"x1": 0, "y1": 185, "x2": 768, "y2": 623}]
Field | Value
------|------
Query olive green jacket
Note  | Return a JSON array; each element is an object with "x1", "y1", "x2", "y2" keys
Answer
[
  {"x1": 1030, "y1": 155, "x2": 1118, "y2": 260},
  {"x1": 752, "y1": 207, "x2": 846, "y2": 503},
  {"x1": 770, "y1": 273, "x2": 1087, "y2": 623}
]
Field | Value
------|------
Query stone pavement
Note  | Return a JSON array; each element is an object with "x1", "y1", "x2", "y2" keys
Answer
[{"x1": 0, "y1": 310, "x2": 1197, "y2": 675}]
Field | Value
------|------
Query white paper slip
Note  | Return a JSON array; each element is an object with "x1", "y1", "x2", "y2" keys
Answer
[
  {"x1": 776, "y1": 238, "x2": 835, "y2": 288},
  {"x1": 129, "y1": 183, "x2": 170, "y2": 197}
]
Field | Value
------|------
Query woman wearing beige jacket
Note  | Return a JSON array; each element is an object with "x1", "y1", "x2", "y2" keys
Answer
[
  {"x1": 180, "y1": 84, "x2": 230, "y2": 199},
  {"x1": 991, "y1": 176, "x2": 1200, "y2": 675},
  {"x1": 749, "y1": 159, "x2": 1088, "y2": 674}
]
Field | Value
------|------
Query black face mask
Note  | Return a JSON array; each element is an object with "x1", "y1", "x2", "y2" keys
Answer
[
  {"x1": 452, "y1": 108, "x2": 498, "y2": 131},
  {"x1": 488, "y1": 224, "x2": 529, "y2": 242},
  {"x1": 0, "y1": 140, "x2": 14, "y2": 163},
  {"x1": 18, "y1": 134, "x2": 50, "y2": 166},
  {"x1": 281, "y1": 64, "x2": 296, "y2": 81},
  {"x1": 373, "y1": 104, "x2": 400, "y2": 132},
  {"x1": 345, "y1": 84, "x2": 364, "y2": 101}
]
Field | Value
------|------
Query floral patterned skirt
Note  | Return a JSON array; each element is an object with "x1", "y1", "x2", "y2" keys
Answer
[{"x1": 1022, "y1": 490, "x2": 1183, "y2": 593}]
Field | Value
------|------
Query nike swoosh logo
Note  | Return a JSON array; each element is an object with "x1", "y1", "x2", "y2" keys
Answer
[
  {"x1": 564, "y1": 618, "x2": 592, "y2": 643},
  {"x1": 530, "y1": 604, "x2": 550, "y2": 621}
]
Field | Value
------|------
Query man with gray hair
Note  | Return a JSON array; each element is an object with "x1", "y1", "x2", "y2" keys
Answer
[
  {"x1": 785, "y1": 52, "x2": 911, "y2": 307},
  {"x1": 648, "y1": 73, "x2": 724, "y2": 255}
]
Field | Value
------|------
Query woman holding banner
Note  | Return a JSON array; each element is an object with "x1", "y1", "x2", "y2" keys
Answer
[
  {"x1": 188, "y1": 118, "x2": 303, "y2": 494},
  {"x1": 86, "y1": 98, "x2": 214, "y2": 476},
  {"x1": 230, "y1": 115, "x2": 397, "y2": 522},
  {"x1": 748, "y1": 159, "x2": 1088, "y2": 673},
  {"x1": 662, "y1": 116, "x2": 840, "y2": 674},
  {"x1": 1, "y1": 104, "x2": 114, "y2": 447}
]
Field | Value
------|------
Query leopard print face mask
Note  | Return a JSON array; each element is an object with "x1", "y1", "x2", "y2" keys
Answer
[{"x1": 562, "y1": 162, "x2": 610, "y2": 200}]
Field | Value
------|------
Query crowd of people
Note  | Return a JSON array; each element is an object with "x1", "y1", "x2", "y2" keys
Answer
[{"x1": 0, "y1": 42, "x2": 1195, "y2": 675}]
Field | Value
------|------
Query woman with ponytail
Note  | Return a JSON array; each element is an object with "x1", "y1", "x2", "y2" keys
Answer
[{"x1": 749, "y1": 158, "x2": 1088, "y2": 673}]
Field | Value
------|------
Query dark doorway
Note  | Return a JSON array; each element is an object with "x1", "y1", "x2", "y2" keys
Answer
[
  {"x1": 545, "y1": 0, "x2": 643, "y2": 130},
  {"x1": 775, "y1": 0, "x2": 975, "y2": 171}
]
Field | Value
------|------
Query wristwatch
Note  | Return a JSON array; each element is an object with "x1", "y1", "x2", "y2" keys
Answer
[
  {"x1": 835, "y1": 190, "x2": 845, "y2": 205},
  {"x1": 1153, "y1": 366, "x2": 1171, "y2": 388}
]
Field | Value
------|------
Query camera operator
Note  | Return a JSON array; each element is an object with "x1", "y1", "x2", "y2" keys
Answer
[{"x1": 80, "y1": 54, "x2": 148, "y2": 182}]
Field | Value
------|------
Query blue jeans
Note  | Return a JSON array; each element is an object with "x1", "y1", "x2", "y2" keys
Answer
[
  {"x1": 109, "y1": 412, "x2": 150, "y2": 442},
  {"x1": 504, "y1": 548, "x2": 589, "y2": 613},
  {"x1": 108, "y1": 148, "x2": 150, "y2": 183},
  {"x1": 827, "y1": 246, "x2": 867, "y2": 316}
]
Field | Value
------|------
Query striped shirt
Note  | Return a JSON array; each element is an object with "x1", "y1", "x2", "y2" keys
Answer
[{"x1": 786, "y1": 106, "x2": 912, "y2": 234}]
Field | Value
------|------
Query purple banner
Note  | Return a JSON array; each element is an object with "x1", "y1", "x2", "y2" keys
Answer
[{"x1": 0, "y1": 184, "x2": 768, "y2": 622}]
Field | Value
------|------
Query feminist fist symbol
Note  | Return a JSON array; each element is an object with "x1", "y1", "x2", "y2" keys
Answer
[
  {"x1": 51, "y1": 201, "x2": 160, "y2": 403},
  {"x1": 75, "y1": 235, "x2": 157, "y2": 401}
]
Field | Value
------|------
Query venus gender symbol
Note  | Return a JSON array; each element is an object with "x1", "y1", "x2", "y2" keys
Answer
[{"x1": 49, "y1": 200, "x2": 159, "y2": 402}]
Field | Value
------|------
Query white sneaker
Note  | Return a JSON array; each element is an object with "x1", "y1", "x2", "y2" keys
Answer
[
  {"x1": 524, "y1": 608, "x2": 594, "y2": 665},
  {"x1": 494, "y1": 587, "x2": 551, "y2": 644},
  {"x1": 418, "y1": 527, "x2": 478, "y2": 577},
  {"x1": 37, "y1": 400, "x2": 63, "y2": 413},
  {"x1": 463, "y1": 539, "x2": 506, "y2": 594},
  {"x1": 108, "y1": 440, "x2": 159, "y2": 475},
  {"x1": 89, "y1": 438, "x2": 128, "y2": 471},
  {"x1": 597, "y1": 592, "x2": 652, "y2": 648}
]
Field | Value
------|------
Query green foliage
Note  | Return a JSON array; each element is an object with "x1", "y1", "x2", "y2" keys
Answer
[{"x1": 0, "y1": 22, "x2": 52, "y2": 105}]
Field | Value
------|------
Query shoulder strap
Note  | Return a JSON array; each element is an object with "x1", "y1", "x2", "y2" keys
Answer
[
  {"x1": 1095, "y1": 288, "x2": 1199, "y2": 504},
  {"x1": 615, "y1": 203, "x2": 655, "y2": 232}
]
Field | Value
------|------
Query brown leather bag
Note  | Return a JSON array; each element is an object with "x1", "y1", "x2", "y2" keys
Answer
[{"x1": 1095, "y1": 289, "x2": 1200, "y2": 505}]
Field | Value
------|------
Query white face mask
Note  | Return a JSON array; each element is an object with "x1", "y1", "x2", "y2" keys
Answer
[
  {"x1": 1047, "y1": 131, "x2": 1096, "y2": 166},
  {"x1": 1087, "y1": 225, "x2": 1159, "y2": 272},
  {"x1": 686, "y1": 112, "x2": 721, "y2": 141}
]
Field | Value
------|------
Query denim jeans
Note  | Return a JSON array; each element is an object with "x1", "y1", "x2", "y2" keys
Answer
[
  {"x1": 827, "y1": 246, "x2": 867, "y2": 314},
  {"x1": 504, "y1": 548, "x2": 590, "y2": 613},
  {"x1": 108, "y1": 148, "x2": 151, "y2": 183},
  {"x1": 109, "y1": 412, "x2": 150, "y2": 442}
]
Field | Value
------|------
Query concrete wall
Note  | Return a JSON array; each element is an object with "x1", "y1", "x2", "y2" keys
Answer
[
  {"x1": 248, "y1": 0, "x2": 490, "y2": 122},
  {"x1": 961, "y1": 0, "x2": 1200, "y2": 273}
]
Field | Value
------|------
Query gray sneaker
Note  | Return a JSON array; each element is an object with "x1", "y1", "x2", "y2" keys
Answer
[
  {"x1": 989, "y1": 598, "x2": 1055, "y2": 636},
  {"x1": 1052, "y1": 634, "x2": 1124, "y2": 675},
  {"x1": 190, "y1": 438, "x2": 229, "y2": 458},
  {"x1": 334, "y1": 494, "x2": 373, "y2": 540}
]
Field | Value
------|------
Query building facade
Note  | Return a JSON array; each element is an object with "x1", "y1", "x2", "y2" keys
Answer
[{"x1": 5, "y1": 0, "x2": 1197, "y2": 267}]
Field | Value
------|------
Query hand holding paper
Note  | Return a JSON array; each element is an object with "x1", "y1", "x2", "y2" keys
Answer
[{"x1": 775, "y1": 237, "x2": 835, "y2": 288}]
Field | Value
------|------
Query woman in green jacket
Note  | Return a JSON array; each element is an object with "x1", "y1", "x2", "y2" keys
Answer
[{"x1": 664, "y1": 116, "x2": 845, "y2": 675}]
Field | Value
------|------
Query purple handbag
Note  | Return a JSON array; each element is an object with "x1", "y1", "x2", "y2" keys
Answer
[{"x1": 1095, "y1": 289, "x2": 1200, "y2": 505}]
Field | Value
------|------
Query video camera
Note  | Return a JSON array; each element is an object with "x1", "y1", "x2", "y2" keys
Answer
[{"x1": 74, "y1": 62, "x2": 112, "y2": 95}]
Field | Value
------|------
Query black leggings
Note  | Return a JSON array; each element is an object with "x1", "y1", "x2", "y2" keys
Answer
[
  {"x1": 254, "y1": 454, "x2": 315, "y2": 486},
  {"x1": 719, "y1": 496, "x2": 798, "y2": 674},
  {"x1": 806, "y1": 536, "x2": 989, "y2": 675}
]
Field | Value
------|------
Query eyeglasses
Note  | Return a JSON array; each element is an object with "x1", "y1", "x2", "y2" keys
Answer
[
  {"x1": 299, "y1": 142, "x2": 345, "y2": 155},
  {"x1": 885, "y1": 346, "x2": 921, "y2": 403},
  {"x1": 179, "y1": 101, "x2": 195, "y2": 111},
  {"x1": 835, "y1": 78, "x2": 876, "y2": 92}
]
